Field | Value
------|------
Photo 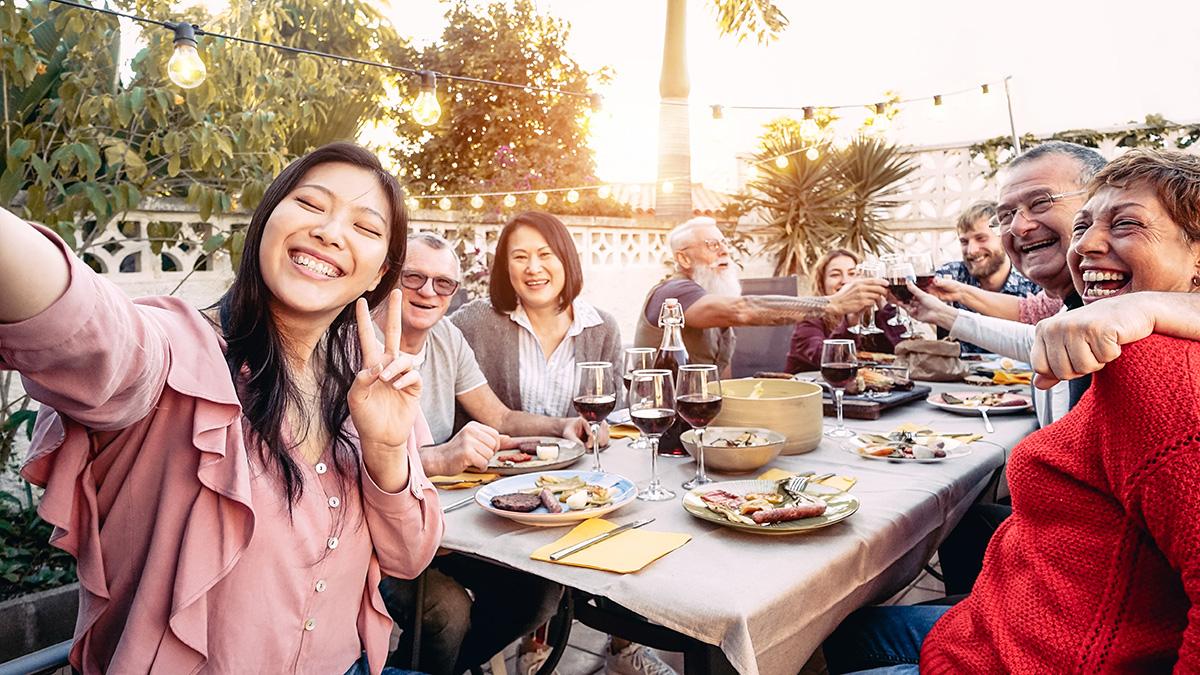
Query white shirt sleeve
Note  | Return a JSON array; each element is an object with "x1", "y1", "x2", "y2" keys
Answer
[{"x1": 948, "y1": 309, "x2": 1036, "y2": 362}]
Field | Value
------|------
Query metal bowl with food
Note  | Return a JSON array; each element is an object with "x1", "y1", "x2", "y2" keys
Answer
[{"x1": 680, "y1": 426, "x2": 786, "y2": 473}]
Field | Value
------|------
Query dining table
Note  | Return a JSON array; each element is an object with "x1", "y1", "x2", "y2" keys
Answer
[{"x1": 435, "y1": 381, "x2": 1039, "y2": 675}]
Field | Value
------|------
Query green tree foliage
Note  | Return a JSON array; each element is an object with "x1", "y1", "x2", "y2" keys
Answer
[
  {"x1": 734, "y1": 123, "x2": 916, "y2": 277},
  {"x1": 709, "y1": 0, "x2": 789, "y2": 44},
  {"x1": 388, "y1": 0, "x2": 628, "y2": 218},
  {"x1": 0, "y1": 0, "x2": 403, "y2": 254}
]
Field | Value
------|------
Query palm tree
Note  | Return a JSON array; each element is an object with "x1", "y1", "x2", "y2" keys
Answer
[{"x1": 737, "y1": 132, "x2": 916, "y2": 277}]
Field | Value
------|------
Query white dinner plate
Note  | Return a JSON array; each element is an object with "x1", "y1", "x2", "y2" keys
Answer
[
  {"x1": 926, "y1": 391, "x2": 1032, "y2": 415},
  {"x1": 475, "y1": 470, "x2": 637, "y2": 527},
  {"x1": 484, "y1": 437, "x2": 586, "y2": 475},
  {"x1": 842, "y1": 435, "x2": 972, "y2": 463}
]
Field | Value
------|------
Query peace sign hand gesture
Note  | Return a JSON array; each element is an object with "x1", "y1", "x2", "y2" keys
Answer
[{"x1": 350, "y1": 289, "x2": 422, "y2": 493}]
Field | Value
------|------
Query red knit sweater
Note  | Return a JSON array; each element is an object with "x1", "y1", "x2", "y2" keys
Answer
[{"x1": 921, "y1": 334, "x2": 1200, "y2": 673}]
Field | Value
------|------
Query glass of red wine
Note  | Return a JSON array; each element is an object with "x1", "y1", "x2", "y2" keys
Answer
[
  {"x1": 821, "y1": 339, "x2": 859, "y2": 438},
  {"x1": 909, "y1": 253, "x2": 935, "y2": 291},
  {"x1": 886, "y1": 260, "x2": 918, "y2": 338},
  {"x1": 621, "y1": 348, "x2": 656, "y2": 449},
  {"x1": 573, "y1": 362, "x2": 617, "y2": 472},
  {"x1": 629, "y1": 369, "x2": 677, "y2": 501},
  {"x1": 676, "y1": 364, "x2": 722, "y2": 489}
]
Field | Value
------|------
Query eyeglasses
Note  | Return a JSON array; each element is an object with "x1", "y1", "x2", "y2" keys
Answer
[
  {"x1": 990, "y1": 189, "x2": 1088, "y2": 233},
  {"x1": 399, "y1": 270, "x2": 460, "y2": 296},
  {"x1": 681, "y1": 238, "x2": 731, "y2": 253}
]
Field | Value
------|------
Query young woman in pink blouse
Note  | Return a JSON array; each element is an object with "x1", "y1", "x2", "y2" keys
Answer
[{"x1": 0, "y1": 142, "x2": 442, "y2": 674}]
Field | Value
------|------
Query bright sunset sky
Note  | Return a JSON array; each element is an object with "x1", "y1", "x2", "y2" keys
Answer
[{"x1": 180, "y1": 0, "x2": 1200, "y2": 191}]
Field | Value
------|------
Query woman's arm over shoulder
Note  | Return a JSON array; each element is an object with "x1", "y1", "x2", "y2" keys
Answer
[
  {"x1": 0, "y1": 222, "x2": 168, "y2": 430},
  {"x1": 362, "y1": 412, "x2": 443, "y2": 578},
  {"x1": 0, "y1": 209, "x2": 69, "y2": 322}
]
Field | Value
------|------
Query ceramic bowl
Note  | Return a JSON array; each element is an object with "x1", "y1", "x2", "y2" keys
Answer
[
  {"x1": 710, "y1": 378, "x2": 824, "y2": 455},
  {"x1": 680, "y1": 426, "x2": 785, "y2": 473}
]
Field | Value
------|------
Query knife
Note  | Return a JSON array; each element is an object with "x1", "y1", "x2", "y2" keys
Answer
[
  {"x1": 548, "y1": 518, "x2": 655, "y2": 561},
  {"x1": 442, "y1": 496, "x2": 475, "y2": 513}
]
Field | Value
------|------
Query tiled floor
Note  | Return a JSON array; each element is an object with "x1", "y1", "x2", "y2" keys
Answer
[{"x1": 485, "y1": 559, "x2": 945, "y2": 675}]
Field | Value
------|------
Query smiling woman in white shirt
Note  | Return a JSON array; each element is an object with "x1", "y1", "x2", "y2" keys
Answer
[{"x1": 450, "y1": 211, "x2": 622, "y2": 419}]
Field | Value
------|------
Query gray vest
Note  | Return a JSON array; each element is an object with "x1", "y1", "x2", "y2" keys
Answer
[{"x1": 633, "y1": 276, "x2": 736, "y2": 373}]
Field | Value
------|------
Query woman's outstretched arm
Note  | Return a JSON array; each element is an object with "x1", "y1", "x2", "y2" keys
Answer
[{"x1": 0, "y1": 207, "x2": 70, "y2": 323}]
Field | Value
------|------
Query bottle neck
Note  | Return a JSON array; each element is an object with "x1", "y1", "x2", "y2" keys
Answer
[{"x1": 659, "y1": 321, "x2": 685, "y2": 350}]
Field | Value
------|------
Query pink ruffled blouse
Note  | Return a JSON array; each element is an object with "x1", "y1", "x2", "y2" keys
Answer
[{"x1": 0, "y1": 225, "x2": 443, "y2": 674}]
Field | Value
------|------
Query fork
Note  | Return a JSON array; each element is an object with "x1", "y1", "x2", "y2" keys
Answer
[{"x1": 783, "y1": 472, "x2": 835, "y2": 500}]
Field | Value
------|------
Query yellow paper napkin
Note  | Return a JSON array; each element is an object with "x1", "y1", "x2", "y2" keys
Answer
[
  {"x1": 429, "y1": 472, "x2": 500, "y2": 489},
  {"x1": 609, "y1": 424, "x2": 641, "y2": 440},
  {"x1": 756, "y1": 468, "x2": 857, "y2": 492},
  {"x1": 992, "y1": 370, "x2": 1032, "y2": 386},
  {"x1": 531, "y1": 518, "x2": 691, "y2": 573}
]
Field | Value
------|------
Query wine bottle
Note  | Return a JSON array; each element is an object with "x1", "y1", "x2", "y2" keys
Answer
[{"x1": 654, "y1": 298, "x2": 690, "y2": 456}]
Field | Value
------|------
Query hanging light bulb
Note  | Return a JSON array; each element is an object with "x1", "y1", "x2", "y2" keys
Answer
[
  {"x1": 535, "y1": 191, "x2": 548, "y2": 206},
  {"x1": 711, "y1": 104, "x2": 724, "y2": 120},
  {"x1": 469, "y1": 195, "x2": 484, "y2": 209},
  {"x1": 503, "y1": 194, "x2": 517, "y2": 208},
  {"x1": 833, "y1": 134, "x2": 852, "y2": 152},
  {"x1": 799, "y1": 107, "x2": 820, "y2": 143},
  {"x1": 566, "y1": 189, "x2": 580, "y2": 203},
  {"x1": 981, "y1": 83, "x2": 990, "y2": 95},
  {"x1": 661, "y1": 180, "x2": 674, "y2": 194},
  {"x1": 931, "y1": 94, "x2": 947, "y2": 120},
  {"x1": 406, "y1": 197, "x2": 419, "y2": 211},
  {"x1": 774, "y1": 155, "x2": 789, "y2": 169},
  {"x1": 805, "y1": 147, "x2": 820, "y2": 161},
  {"x1": 411, "y1": 71, "x2": 442, "y2": 127},
  {"x1": 438, "y1": 196, "x2": 452, "y2": 210},
  {"x1": 167, "y1": 22, "x2": 207, "y2": 89},
  {"x1": 597, "y1": 185, "x2": 611, "y2": 199}
]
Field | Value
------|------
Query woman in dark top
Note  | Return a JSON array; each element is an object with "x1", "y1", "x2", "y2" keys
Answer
[{"x1": 785, "y1": 248, "x2": 904, "y2": 372}]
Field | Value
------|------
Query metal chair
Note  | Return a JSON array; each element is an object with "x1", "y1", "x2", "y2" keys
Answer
[{"x1": 730, "y1": 276, "x2": 799, "y2": 378}]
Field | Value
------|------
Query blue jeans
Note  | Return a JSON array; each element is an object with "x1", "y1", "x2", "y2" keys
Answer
[
  {"x1": 343, "y1": 651, "x2": 424, "y2": 674},
  {"x1": 823, "y1": 605, "x2": 950, "y2": 674}
]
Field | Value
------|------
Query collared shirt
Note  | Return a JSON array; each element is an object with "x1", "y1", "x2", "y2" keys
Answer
[
  {"x1": 509, "y1": 298, "x2": 604, "y2": 417},
  {"x1": 936, "y1": 261, "x2": 1041, "y2": 353}
]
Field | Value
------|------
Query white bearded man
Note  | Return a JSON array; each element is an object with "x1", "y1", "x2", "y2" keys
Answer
[{"x1": 633, "y1": 217, "x2": 887, "y2": 376}]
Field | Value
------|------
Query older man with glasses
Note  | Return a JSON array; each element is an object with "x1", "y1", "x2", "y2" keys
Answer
[
  {"x1": 634, "y1": 216, "x2": 887, "y2": 376},
  {"x1": 375, "y1": 232, "x2": 583, "y2": 675}
]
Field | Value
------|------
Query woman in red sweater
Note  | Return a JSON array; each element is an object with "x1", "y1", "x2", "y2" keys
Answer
[{"x1": 825, "y1": 148, "x2": 1200, "y2": 674}]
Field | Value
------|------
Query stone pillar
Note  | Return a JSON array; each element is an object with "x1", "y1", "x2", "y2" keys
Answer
[{"x1": 656, "y1": 0, "x2": 692, "y2": 218}]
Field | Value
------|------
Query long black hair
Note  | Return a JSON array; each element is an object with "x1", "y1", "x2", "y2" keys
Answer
[{"x1": 216, "y1": 142, "x2": 407, "y2": 510}]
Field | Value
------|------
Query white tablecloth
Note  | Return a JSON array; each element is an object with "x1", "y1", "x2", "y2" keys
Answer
[{"x1": 437, "y1": 382, "x2": 1038, "y2": 675}]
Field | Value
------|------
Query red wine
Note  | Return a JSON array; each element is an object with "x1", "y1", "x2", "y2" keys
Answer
[
  {"x1": 623, "y1": 375, "x2": 635, "y2": 396},
  {"x1": 915, "y1": 274, "x2": 935, "y2": 290},
  {"x1": 676, "y1": 394, "x2": 723, "y2": 428},
  {"x1": 631, "y1": 408, "x2": 676, "y2": 436},
  {"x1": 821, "y1": 363, "x2": 859, "y2": 389},
  {"x1": 574, "y1": 394, "x2": 616, "y2": 424},
  {"x1": 653, "y1": 347, "x2": 688, "y2": 378},
  {"x1": 889, "y1": 280, "x2": 913, "y2": 302}
]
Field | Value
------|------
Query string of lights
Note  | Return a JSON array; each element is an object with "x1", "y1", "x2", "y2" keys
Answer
[{"x1": 43, "y1": 0, "x2": 1016, "y2": 209}]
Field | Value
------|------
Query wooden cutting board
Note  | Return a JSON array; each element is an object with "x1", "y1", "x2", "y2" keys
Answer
[{"x1": 822, "y1": 384, "x2": 932, "y2": 420}]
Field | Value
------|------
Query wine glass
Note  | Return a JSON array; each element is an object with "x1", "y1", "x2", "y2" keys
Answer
[
  {"x1": 908, "y1": 253, "x2": 935, "y2": 291},
  {"x1": 886, "y1": 260, "x2": 918, "y2": 338},
  {"x1": 573, "y1": 362, "x2": 617, "y2": 473},
  {"x1": 821, "y1": 339, "x2": 859, "y2": 438},
  {"x1": 853, "y1": 261, "x2": 885, "y2": 335},
  {"x1": 628, "y1": 369, "x2": 677, "y2": 501},
  {"x1": 621, "y1": 348, "x2": 656, "y2": 449},
  {"x1": 676, "y1": 364, "x2": 722, "y2": 489}
]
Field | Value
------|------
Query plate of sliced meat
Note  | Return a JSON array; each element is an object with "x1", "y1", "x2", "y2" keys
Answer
[
  {"x1": 475, "y1": 471, "x2": 637, "y2": 527},
  {"x1": 484, "y1": 437, "x2": 587, "y2": 475},
  {"x1": 682, "y1": 479, "x2": 859, "y2": 535}
]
